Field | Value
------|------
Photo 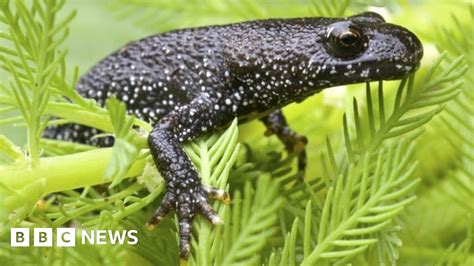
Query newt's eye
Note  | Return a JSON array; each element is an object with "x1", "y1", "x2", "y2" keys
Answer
[
  {"x1": 325, "y1": 22, "x2": 367, "y2": 59},
  {"x1": 340, "y1": 31, "x2": 360, "y2": 46}
]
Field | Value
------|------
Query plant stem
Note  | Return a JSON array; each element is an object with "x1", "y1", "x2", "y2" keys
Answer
[{"x1": 0, "y1": 147, "x2": 146, "y2": 199}]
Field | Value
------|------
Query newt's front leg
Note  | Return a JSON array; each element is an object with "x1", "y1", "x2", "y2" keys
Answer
[
  {"x1": 146, "y1": 97, "x2": 229, "y2": 259},
  {"x1": 261, "y1": 110, "x2": 308, "y2": 173}
]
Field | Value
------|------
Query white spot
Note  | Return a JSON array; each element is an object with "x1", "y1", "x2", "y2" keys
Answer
[{"x1": 234, "y1": 92, "x2": 241, "y2": 100}]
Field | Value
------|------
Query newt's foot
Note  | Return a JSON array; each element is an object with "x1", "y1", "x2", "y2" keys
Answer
[
  {"x1": 267, "y1": 129, "x2": 307, "y2": 175},
  {"x1": 146, "y1": 185, "x2": 229, "y2": 259},
  {"x1": 260, "y1": 110, "x2": 308, "y2": 176},
  {"x1": 289, "y1": 134, "x2": 308, "y2": 174}
]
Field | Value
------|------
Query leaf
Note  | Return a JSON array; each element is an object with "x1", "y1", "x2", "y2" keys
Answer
[
  {"x1": 342, "y1": 56, "x2": 467, "y2": 166},
  {"x1": 367, "y1": 225, "x2": 403, "y2": 265},
  {"x1": 398, "y1": 6, "x2": 473, "y2": 264},
  {"x1": 0, "y1": 134, "x2": 23, "y2": 160},
  {"x1": 189, "y1": 119, "x2": 281, "y2": 265},
  {"x1": 216, "y1": 176, "x2": 282, "y2": 265},
  {"x1": 301, "y1": 141, "x2": 420, "y2": 265},
  {"x1": 103, "y1": 97, "x2": 141, "y2": 187},
  {"x1": 435, "y1": 220, "x2": 474, "y2": 266},
  {"x1": 0, "y1": 0, "x2": 75, "y2": 166}
]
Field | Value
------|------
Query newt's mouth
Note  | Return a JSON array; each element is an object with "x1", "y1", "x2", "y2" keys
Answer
[{"x1": 373, "y1": 61, "x2": 421, "y2": 81}]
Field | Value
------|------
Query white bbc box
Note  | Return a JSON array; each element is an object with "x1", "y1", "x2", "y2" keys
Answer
[{"x1": 10, "y1": 228, "x2": 30, "y2": 247}]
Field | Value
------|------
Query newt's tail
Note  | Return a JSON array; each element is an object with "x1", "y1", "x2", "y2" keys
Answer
[{"x1": 43, "y1": 123, "x2": 114, "y2": 147}]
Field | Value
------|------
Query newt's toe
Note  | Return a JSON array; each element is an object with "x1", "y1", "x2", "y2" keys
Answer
[
  {"x1": 147, "y1": 192, "x2": 174, "y2": 229},
  {"x1": 202, "y1": 185, "x2": 230, "y2": 204},
  {"x1": 297, "y1": 149, "x2": 307, "y2": 175},
  {"x1": 146, "y1": 223, "x2": 157, "y2": 231},
  {"x1": 178, "y1": 217, "x2": 192, "y2": 260},
  {"x1": 148, "y1": 184, "x2": 227, "y2": 260}
]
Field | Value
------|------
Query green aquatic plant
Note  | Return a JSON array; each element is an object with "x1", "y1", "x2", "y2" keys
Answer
[{"x1": 0, "y1": 0, "x2": 472, "y2": 265}]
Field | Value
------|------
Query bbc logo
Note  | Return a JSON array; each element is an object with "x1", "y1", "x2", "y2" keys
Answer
[
  {"x1": 11, "y1": 228, "x2": 76, "y2": 247},
  {"x1": 11, "y1": 228, "x2": 138, "y2": 246}
]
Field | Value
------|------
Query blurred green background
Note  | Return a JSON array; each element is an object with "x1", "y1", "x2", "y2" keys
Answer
[{"x1": 0, "y1": 0, "x2": 472, "y2": 265}]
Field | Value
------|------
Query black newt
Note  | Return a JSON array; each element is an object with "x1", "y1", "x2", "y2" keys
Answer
[{"x1": 44, "y1": 12, "x2": 423, "y2": 259}]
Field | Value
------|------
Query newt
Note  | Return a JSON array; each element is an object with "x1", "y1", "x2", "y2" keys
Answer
[{"x1": 44, "y1": 12, "x2": 423, "y2": 259}]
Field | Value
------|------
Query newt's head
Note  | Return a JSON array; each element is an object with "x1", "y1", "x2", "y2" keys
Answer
[
  {"x1": 219, "y1": 13, "x2": 423, "y2": 106},
  {"x1": 225, "y1": 12, "x2": 422, "y2": 102},
  {"x1": 308, "y1": 12, "x2": 423, "y2": 85}
]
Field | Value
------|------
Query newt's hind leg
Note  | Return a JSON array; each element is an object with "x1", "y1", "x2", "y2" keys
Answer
[
  {"x1": 260, "y1": 110, "x2": 308, "y2": 174},
  {"x1": 146, "y1": 96, "x2": 230, "y2": 260}
]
